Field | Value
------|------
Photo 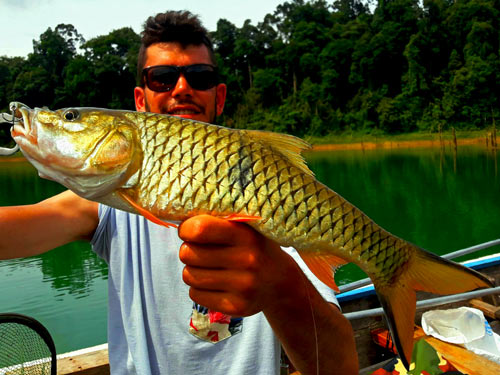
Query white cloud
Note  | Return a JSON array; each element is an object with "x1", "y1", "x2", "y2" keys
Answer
[
  {"x1": 0, "y1": 0, "x2": 284, "y2": 57},
  {"x1": 2, "y1": 0, "x2": 54, "y2": 8}
]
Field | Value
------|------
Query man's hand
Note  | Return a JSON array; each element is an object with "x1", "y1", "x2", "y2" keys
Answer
[{"x1": 178, "y1": 214, "x2": 297, "y2": 316}]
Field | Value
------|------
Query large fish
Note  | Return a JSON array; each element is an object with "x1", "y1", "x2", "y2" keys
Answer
[{"x1": 9, "y1": 102, "x2": 492, "y2": 367}]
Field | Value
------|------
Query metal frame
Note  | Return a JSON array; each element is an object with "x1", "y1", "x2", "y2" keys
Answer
[{"x1": 0, "y1": 313, "x2": 57, "y2": 375}]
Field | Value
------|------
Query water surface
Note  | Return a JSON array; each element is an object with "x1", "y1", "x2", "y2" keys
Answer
[
  {"x1": 0, "y1": 144, "x2": 499, "y2": 353},
  {"x1": 306, "y1": 145, "x2": 500, "y2": 283},
  {"x1": 0, "y1": 159, "x2": 108, "y2": 354}
]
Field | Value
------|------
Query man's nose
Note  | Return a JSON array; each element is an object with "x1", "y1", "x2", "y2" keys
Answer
[{"x1": 170, "y1": 74, "x2": 194, "y2": 97}]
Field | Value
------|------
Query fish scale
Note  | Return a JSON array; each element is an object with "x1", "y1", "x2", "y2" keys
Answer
[
  {"x1": 135, "y1": 114, "x2": 411, "y2": 279},
  {"x1": 10, "y1": 103, "x2": 493, "y2": 369}
]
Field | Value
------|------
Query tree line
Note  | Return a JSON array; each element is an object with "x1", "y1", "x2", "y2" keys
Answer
[{"x1": 0, "y1": 0, "x2": 499, "y2": 139}]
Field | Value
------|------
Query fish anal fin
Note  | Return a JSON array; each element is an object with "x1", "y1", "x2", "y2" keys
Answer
[
  {"x1": 117, "y1": 191, "x2": 178, "y2": 229},
  {"x1": 376, "y1": 283, "x2": 416, "y2": 370},
  {"x1": 221, "y1": 213, "x2": 262, "y2": 222},
  {"x1": 298, "y1": 252, "x2": 347, "y2": 292}
]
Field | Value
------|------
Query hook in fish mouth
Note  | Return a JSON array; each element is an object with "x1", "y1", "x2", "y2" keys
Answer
[
  {"x1": 0, "y1": 102, "x2": 31, "y2": 155},
  {"x1": 1, "y1": 102, "x2": 29, "y2": 124},
  {"x1": 9, "y1": 102, "x2": 32, "y2": 119}
]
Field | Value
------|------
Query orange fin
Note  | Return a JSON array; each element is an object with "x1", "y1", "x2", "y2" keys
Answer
[
  {"x1": 298, "y1": 252, "x2": 347, "y2": 292},
  {"x1": 118, "y1": 191, "x2": 178, "y2": 229},
  {"x1": 221, "y1": 213, "x2": 262, "y2": 222},
  {"x1": 376, "y1": 283, "x2": 416, "y2": 370},
  {"x1": 376, "y1": 247, "x2": 493, "y2": 369}
]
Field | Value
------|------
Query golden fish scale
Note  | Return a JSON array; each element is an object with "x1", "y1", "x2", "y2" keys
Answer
[{"x1": 127, "y1": 113, "x2": 412, "y2": 285}]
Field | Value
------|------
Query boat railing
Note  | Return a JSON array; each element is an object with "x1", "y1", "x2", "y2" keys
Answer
[
  {"x1": 337, "y1": 238, "x2": 500, "y2": 295},
  {"x1": 344, "y1": 285, "x2": 500, "y2": 320}
]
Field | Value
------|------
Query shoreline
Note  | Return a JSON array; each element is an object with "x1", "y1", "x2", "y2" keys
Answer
[
  {"x1": 0, "y1": 156, "x2": 26, "y2": 162},
  {"x1": 0, "y1": 136, "x2": 497, "y2": 163},
  {"x1": 310, "y1": 136, "x2": 494, "y2": 151}
]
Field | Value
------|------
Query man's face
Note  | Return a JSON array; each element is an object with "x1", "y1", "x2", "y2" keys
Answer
[{"x1": 134, "y1": 42, "x2": 227, "y2": 124}]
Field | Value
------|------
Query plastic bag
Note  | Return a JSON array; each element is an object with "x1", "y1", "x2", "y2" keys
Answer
[{"x1": 422, "y1": 307, "x2": 500, "y2": 364}]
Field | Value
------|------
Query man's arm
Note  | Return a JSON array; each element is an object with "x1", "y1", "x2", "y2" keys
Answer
[
  {"x1": 0, "y1": 190, "x2": 99, "y2": 259},
  {"x1": 178, "y1": 215, "x2": 358, "y2": 375}
]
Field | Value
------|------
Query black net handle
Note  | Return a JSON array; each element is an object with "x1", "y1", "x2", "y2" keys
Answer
[{"x1": 0, "y1": 313, "x2": 57, "y2": 375}]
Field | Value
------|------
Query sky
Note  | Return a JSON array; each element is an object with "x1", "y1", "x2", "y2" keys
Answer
[{"x1": 0, "y1": 0, "x2": 287, "y2": 57}]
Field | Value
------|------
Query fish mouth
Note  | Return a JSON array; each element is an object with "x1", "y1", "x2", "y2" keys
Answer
[{"x1": 10, "y1": 102, "x2": 36, "y2": 144}]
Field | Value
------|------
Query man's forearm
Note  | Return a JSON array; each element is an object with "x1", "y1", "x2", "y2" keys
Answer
[
  {"x1": 0, "y1": 191, "x2": 98, "y2": 259},
  {"x1": 263, "y1": 269, "x2": 358, "y2": 375}
]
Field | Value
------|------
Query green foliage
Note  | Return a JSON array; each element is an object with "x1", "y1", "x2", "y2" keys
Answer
[
  {"x1": 0, "y1": 56, "x2": 25, "y2": 111},
  {"x1": 408, "y1": 339, "x2": 442, "y2": 375},
  {"x1": 0, "y1": 0, "x2": 499, "y2": 136},
  {"x1": 1, "y1": 24, "x2": 139, "y2": 111}
]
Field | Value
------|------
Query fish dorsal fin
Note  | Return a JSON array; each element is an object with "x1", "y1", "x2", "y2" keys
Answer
[
  {"x1": 298, "y1": 252, "x2": 347, "y2": 292},
  {"x1": 244, "y1": 130, "x2": 314, "y2": 177}
]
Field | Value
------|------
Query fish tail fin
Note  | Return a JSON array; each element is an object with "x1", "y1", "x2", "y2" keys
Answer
[
  {"x1": 376, "y1": 282, "x2": 416, "y2": 369},
  {"x1": 376, "y1": 247, "x2": 493, "y2": 369}
]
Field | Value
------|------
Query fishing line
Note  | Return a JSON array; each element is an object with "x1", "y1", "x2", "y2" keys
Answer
[{"x1": 294, "y1": 260, "x2": 320, "y2": 375}]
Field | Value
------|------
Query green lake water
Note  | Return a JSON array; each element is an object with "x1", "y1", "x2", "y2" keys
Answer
[{"x1": 1, "y1": 145, "x2": 499, "y2": 354}]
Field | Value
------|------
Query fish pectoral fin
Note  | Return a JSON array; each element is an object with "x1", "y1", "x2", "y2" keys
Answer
[
  {"x1": 117, "y1": 191, "x2": 178, "y2": 229},
  {"x1": 221, "y1": 213, "x2": 262, "y2": 222},
  {"x1": 297, "y1": 252, "x2": 347, "y2": 292}
]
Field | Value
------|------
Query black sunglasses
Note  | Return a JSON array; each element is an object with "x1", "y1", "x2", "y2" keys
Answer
[{"x1": 142, "y1": 64, "x2": 218, "y2": 92}]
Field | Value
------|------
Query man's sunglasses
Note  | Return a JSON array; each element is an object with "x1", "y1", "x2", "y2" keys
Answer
[{"x1": 142, "y1": 64, "x2": 218, "y2": 92}]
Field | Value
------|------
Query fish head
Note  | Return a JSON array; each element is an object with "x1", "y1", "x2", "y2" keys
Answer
[{"x1": 10, "y1": 102, "x2": 141, "y2": 199}]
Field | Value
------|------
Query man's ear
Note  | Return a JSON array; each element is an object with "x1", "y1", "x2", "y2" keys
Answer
[
  {"x1": 215, "y1": 83, "x2": 227, "y2": 116},
  {"x1": 134, "y1": 87, "x2": 146, "y2": 112}
]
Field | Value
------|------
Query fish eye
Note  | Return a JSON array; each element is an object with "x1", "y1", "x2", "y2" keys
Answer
[{"x1": 63, "y1": 109, "x2": 79, "y2": 121}]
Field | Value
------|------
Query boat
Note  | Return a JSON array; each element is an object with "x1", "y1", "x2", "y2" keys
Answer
[
  {"x1": 337, "y1": 239, "x2": 500, "y2": 375},
  {"x1": 4, "y1": 240, "x2": 500, "y2": 374},
  {"x1": 56, "y1": 344, "x2": 109, "y2": 374}
]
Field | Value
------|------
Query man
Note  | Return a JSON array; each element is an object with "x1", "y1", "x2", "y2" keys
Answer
[{"x1": 0, "y1": 11, "x2": 358, "y2": 374}]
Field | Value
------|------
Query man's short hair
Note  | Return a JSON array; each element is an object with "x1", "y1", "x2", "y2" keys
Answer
[{"x1": 137, "y1": 10, "x2": 216, "y2": 85}]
